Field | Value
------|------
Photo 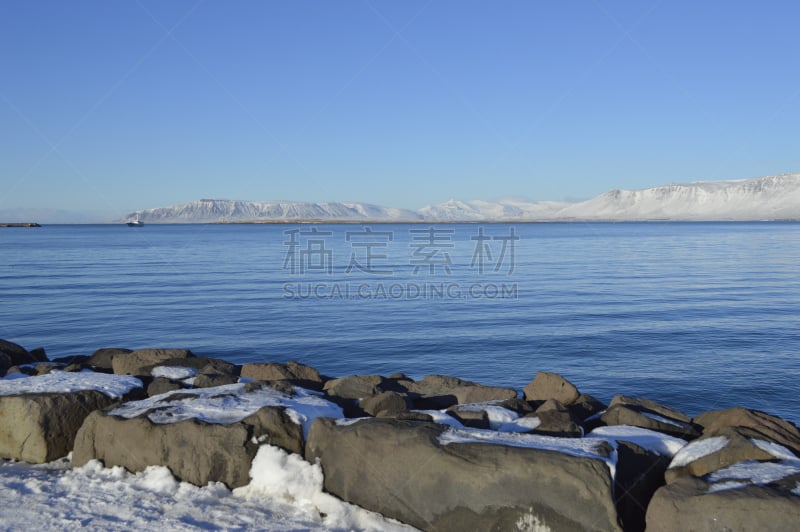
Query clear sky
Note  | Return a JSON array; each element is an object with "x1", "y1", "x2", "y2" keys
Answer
[{"x1": 2, "y1": 1, "x2": 799, "y2": 217}]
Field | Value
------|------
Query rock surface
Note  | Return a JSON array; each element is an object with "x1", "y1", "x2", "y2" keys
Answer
[
  {"x1": 111, "y1": 348, "x2": 194, "y2": 377},
  {"x1": 524, "y1": 372, "x2": 581, "y2": 404},
  {"x1": 0, "y1": 390, "x2": 131, "y2": 463},
  {"x1": 306, "y1": 417, "x2": 622, "y2": 532},
  {"x1": 73, "y1": 404, "x2": 304, "y2": 489},
  {"x1": 646, "y1": 473, "x2": 800, "y2": 532},
  {"x1": 241, "y1": 361, "x2": 324, "y2": 390}
]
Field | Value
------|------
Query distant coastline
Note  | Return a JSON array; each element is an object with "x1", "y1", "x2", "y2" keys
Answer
[{"x1": 0, "y1": 222, "x2": 40, "y2": 228}]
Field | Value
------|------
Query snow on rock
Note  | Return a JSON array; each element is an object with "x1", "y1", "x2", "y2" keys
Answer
[
  {"x1": 447, "y1": 403, "x2": 542, "y2": 432},
  {"x1": 586, "y1": 426, "x2": 687, "y2": 457},
  {"x1": 707, "y1": 460, "x2": 800, "y2": 493},
  {"x1": 439, "y1": 427, "x2": 610, "y2": 461},
  {"x1": 668, "y1": 436, "x2": 729, "y2": 469},
  {"x1": 234, "y1": 445, "x2": 415, "y2": 531},
  {"x1": 109, "y1": 383, "x2": 342, "y2": 437},
  {"x1": 0, "y1": 370, "x2": 142, "y2": 399},
  {"x1": 751, "y1": 439, "x2": 798, "y2": 461},
  {"x1": 151, "y1": 366, "x2": 197, "y2": 380}
]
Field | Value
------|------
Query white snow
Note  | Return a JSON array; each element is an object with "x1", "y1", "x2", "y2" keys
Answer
[
  {"x1": 451, "y1": 404, "x2": 542, "y2": 432},
  {"x1": 751, "y1": 439, "x2": 798, "y2": 461},
  {"x1": 586, "y1": 426, "x2": 687, "y2": 457},
  {"x1": 707, "y1": 459, "x2": 800, "y2": 492},
  {"x1": 234, "y1": 445, "x2": 414, "y2": 531},
  {"x1": 0, "y1": 448, "x2": 417, "y2": 531},
  {"x1": 793, "y1": 482, "x2": 800, "y2": 496},
  {"x1": 109, "y1": 383, "x2": 342, "y2": 437},
  {"x1": 151, "y1": 366, "x2": 197, "y2": 380},
  {"x1": 668, "y1": 436, "x2": 729, "y2": 469},
  {"x1": 0, "y1": 370, "x2": 142, "y2": 399},
  {"x1": 438, "y1": 427, "x2": 610, "y2": 462}
]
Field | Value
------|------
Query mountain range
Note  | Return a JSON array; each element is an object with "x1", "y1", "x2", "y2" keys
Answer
[{"x1": 120, "y1": 173, "x2": 800, "y2": 223}]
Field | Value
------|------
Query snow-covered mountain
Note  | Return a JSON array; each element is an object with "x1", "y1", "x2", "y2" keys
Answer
[
  {"x1": 555, "y1": 173, "x2": 800, "y2": 221},
  {"x1": 417, "y1": 199, "x2": 572, "y2": 220},
  {"x1": 120, "y1": 173, "x2": 800, "y2": 223},
  {"x1": 122, "y1": 199, "x2": 422, "y2": 223}
]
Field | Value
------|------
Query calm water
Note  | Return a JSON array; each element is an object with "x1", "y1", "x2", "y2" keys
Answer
[{"x1": 2, "y1": 222, "x2": 799, "y2": 424}]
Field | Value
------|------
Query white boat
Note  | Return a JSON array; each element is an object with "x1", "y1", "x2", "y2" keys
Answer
[{"x1": 127, "y1": 215, "x2": 144, "y2": 227}]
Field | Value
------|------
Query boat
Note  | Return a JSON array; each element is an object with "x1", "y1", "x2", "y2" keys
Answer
[{"x1": 127, "y1": 215, "x2": 144, "y2": 227}]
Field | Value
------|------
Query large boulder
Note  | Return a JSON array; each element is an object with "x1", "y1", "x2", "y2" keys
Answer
[
  {"x1": 240, "y1": 361, "x2": 324, "y2": 390},
  {"x1": 73, "y1": 405, "x2": 302, "y2": 489},
  {"x1": 523, "y1": 372, "x2": 581, "y2": 405},
  {"x1": 646, "y1": 472, "x2": 800, "y2": 531},
  {"x1": 111, "y1": 348, "x2": 193, "y2": 377},
  {"x1": 323, "y1": 374, "x2": 385, "y2": 400},
  {"x1": 600, "y1": 404, "x2": 701, "y2": 440},
  {"x1": 693, "y1": 407, "x2": 800, "y2": 456},
  {"x1": 88, "y1": 347, "x2": 132, "y2": 371},
  {"x1": 0, "y1": 372, "x2": 143, "y2": 463},
  {"x1": 73, "y1": 382, "x2": 341, "y2": 488},
  {"x1": 305, "y1": 417, "x2": 622, "y2": 531},
  {"x1": 406, "y1": 374, "x2": 517, "y2": 409},
  {"x1": 665, "y1": 426, "x2": 788, "y2": 483}
]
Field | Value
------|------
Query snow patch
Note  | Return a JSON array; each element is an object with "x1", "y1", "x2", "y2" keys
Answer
[
  {"x1": 151, "y1": 366, "x2": 197, "y2": 380},
  {"x1": 586, "y1": 426, "x2": 687, "y2": 457},
  {"x1": 707, "y1": 460, "x2": 800, "y2": 492},
  {"x1": 669, "y1": 436, "x2": 729, "y2": 469},
  {"x1": 109, "y1": 383, "x2": 342, "y2": 437},
  {"x1": 234, "y1": 445, "x2": 414, "y2": 531},
  {"x1": 751, "y1": 439, "x2": 798, "y2": 461},
  {"x1": 0, "y1": 451, "x2": 416, "y2": 531},
  {"x1": 515, "y1": 508, "x2": 552, "y2": 531},
  {"x1": 0, "y1": 370, "x2": 142, "y2": 399}
]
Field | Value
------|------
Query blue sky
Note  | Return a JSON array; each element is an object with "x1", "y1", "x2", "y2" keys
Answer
[{"x1": 2, "y1": 1, "x2": 799, "y2": 217}]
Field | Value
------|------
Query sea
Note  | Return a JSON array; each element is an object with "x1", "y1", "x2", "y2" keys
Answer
[{"x1": 2, "y1": 222, "x2": 799, "y2": 425}]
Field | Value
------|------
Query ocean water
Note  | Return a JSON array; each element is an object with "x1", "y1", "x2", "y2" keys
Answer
[{"x1": 2, "y1": 222, "x2": 799, "y2": 424}]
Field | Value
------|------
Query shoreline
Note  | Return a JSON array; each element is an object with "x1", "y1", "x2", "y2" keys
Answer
[{"x1": 2, "y1": 339, "x2": 799, "y2": 530}]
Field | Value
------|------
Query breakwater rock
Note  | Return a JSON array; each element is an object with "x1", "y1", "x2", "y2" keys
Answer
[{"x1": 1, "y1": 338, "x2": 798, "y2": 531}]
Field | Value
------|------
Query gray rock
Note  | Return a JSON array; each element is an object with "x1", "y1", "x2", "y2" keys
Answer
[
  {"x1": 498, "y1": 397, "x2": 537, "y2": 415},
  {"x1": 0, "y1": 339, "x2": 34, "y2": 367},
  {"x1": 240, "y1": 361, "x2": 323, "y2": 390},
  {"x1": 89, "y1": 348, "x2": 132, "y2": 371},
  {"x1": 568, "y1": 394, "x2": 607, "y2": 423},
  {"x1": 111, "y1": 348, "x2": 193, "y2": 377},
  {"x1": 665, "y1": 426, "x2": 786, "y2": 483},
  {"x1": 144, "y1": 356, "x2": 240, "y2": 378},
  {"x1": 305, "y1": 417, "x2": 622, "y2": 531},
  {"x1": 407, "y1": 374, "x2": 517, "y2": 409},
  {"x1": 646, "y1": 473, "x2": 800, "y2": 532},
  {"x1": 523, "y1": 372, "x2": 581, "y2": 405},
  {"x1": 146, "y1": 377, "x2": 185, "y2": 397},
  {"x1": 600, "y1": 404, "x2": 701, "y2": 440},
  {"x1": 360, "y1": 391, "x2": 410, "y2": 417},
  {"x1": 29, "y1": 347, "x2": 48, "y2": 362},
  {"x1": 693, "y1": 406, "x2": 800, "y2": 456},
  {"x1": 323, "y1": 375, "x2": 385, "y2": 400},
  {"x1": 73, "y1": 405, "x2": 303, "y2": 489},
  {"x1": 531, "y1": 409, "x2": 582, "y2": 438},
  {"x1": 0, "y1": 390, "x2": 134, "y2": 463},
  {"x1": 445, "y1": 406, "x2": 490, "y2": 429},
  {"x1": 610, "y1": 395, "x2": 692, "y2": 424},
  {"x1": 193, "y1": 373, "x2": 239, "y2": 388}
]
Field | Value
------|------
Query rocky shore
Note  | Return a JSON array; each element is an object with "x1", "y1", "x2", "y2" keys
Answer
[{"x1": 1, "y1": 338, "x2": 799, "y2": 531}]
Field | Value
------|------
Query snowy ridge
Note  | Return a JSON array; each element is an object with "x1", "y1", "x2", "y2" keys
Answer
[
  {"x1": 121, "y1": 173, "x2": 800, "y2": 223},
  {"x1": 123, "y1": 199, "x2": 422, "y2": 224}
]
